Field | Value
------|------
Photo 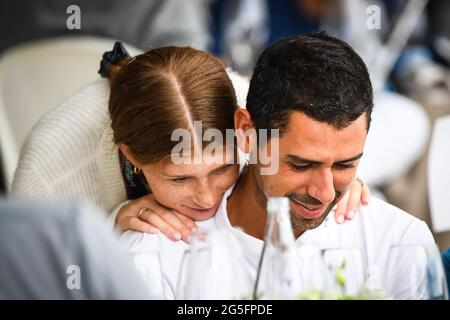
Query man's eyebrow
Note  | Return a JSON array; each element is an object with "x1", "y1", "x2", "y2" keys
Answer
[
  {"x1": 284, "y1": 153, "x2": 364, "y2": 165},
  {"x1": 335, "y1": 153, "x2": 364, "y2": 164}
]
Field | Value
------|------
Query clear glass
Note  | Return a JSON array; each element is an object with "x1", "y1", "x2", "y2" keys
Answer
[
  {"x1": 320, "y1": 247, "x2": 372, "y2": 299},
  {"x1": 295, "y1": 244, "x2": 326, "y2": 299}
]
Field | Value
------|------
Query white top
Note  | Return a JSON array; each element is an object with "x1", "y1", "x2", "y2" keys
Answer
[{"x1": 120, "y1": 187, "x2": 435, "y2": 299}]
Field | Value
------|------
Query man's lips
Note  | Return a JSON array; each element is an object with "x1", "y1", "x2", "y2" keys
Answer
[{"x1": 289, "y1": 199, "x2": 326, "y2": 219}]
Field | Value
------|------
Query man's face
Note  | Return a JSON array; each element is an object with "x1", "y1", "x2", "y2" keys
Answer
[{"x1": 254, "y1": 111, "x2": 368, "y2": 234}]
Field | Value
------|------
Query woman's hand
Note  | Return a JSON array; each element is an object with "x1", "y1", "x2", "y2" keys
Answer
[
  {"x1": 333, "y1": 178, "x2": 371, "y2": 224},
  {"x1": 116, "y1": 193, "x2": 197, "y2": 243}
]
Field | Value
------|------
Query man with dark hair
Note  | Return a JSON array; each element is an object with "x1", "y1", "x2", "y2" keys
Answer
[
  {"x1": 225, "y1": 32, "x2": 434, "y2": 298},
  {"x1": 230, "y1": 32, "x2": 375, "y2": 238},
  {"x1": 122, "y1": 32, "x2": 436, "y2": 299}
]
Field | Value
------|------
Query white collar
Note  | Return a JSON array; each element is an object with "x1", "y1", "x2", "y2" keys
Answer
[{"x1": 212, "y1": 185, "x2": 335, "y2": 268}]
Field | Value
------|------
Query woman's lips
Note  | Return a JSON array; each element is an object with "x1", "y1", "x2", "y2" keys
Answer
[
  {"x1": 188, "y1": 206, "x2": 215, "y2": 213},
  {"x1": 184, "y1": 200, "x2": 221, "y2": 217},
  {"x1": 289, "y1": 199, "x2": 326, "y2": 220}
]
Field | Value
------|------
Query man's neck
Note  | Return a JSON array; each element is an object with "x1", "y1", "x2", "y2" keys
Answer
[{"x1": 226, "y1": 165, "x2": 267, "y2": 240}]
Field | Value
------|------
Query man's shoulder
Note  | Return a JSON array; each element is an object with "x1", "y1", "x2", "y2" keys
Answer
[
  {"x1": 357, "y1": 197, "x2": 434, "y2": 243},
  {"x1": 362, "y1": 197, "x2": 423, "y2": 224}
]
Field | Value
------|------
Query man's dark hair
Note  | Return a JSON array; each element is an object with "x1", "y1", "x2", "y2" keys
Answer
[{"x1": 246, "y1": 32, "x2": 373, "y2": 135}]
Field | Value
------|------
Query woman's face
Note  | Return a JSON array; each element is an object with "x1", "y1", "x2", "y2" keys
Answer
[{"x1": 141, "y1": 153, "x2": 240, "y2": 221}]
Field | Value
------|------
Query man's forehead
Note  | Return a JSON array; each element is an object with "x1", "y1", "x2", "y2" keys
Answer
[
  {"x1": 280, "y1": 111, "x2": 365, "y2": 139},
  {"x1": 285, "y1": 111, "x2": 366, "y2": 132},
  {"x1": 276, "y1": 111, "x2": 367, "y2": 161}
]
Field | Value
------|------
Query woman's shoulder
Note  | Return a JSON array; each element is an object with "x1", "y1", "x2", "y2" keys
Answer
[
  {"x1": 34, "y1": 80, "x2": 110, "y2": 135},
  {"x1": 17, "y1": 80, "x2": 112, "y2": 166},
  {"x1": 12, "y1": 79, "x2": 118, "y2": 194}
]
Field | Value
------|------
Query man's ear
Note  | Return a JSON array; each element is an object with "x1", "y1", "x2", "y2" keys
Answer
[
  {"x1": 234, "y1": 108, "x2": 257, "y2": 154},
  {"x1": 118, "y1": 144, "x2": 142, "y2": 168}
]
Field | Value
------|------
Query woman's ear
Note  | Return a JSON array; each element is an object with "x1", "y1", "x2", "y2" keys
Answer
[
  {"x1": 234, "y1": 108, "x2": 257, "y2": 154},
  {"x1": 118, "y1": 144, "x2": 141, "y2": 168}
]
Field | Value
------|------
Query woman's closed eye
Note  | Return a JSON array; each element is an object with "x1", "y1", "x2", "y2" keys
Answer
[
  {"x1": 214, "y1": 164, "x2": 234, "y2": 174},
  {"x1": 170, "y1": 177, "x2": 190, "y2": 184}
]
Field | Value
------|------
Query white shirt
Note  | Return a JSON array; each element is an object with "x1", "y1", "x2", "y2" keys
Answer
[{"x1": 120, "y1": 187, "x2": 435, "y2": 299}]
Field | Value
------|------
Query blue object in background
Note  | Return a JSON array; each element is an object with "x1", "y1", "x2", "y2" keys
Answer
[
  {"x1": 443, "y1": 248, "x2": 450, "y2": 299},
  {"x1": 265, "y1": 0, "x2": 319, "y2": 44},
  {"x1": 209, "y1": 0, "x2": 320, "y2": 56}
]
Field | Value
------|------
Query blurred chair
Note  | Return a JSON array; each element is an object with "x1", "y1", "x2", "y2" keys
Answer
[
  {"x1": 428, "y1": 114, "x2": 450, "y2": 234},
  {"x1": 0, "y1": 36, "x2": 140, "y2": 189}
]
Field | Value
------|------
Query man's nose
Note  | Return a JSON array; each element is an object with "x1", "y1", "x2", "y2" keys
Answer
[{"x1": 308, "y1": 168, "x2": 336, "y2": 204}]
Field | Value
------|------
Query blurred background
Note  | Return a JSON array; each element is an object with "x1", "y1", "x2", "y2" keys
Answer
[{"x1": 0, "y1": 0, "x2": 449, "y2": 249}]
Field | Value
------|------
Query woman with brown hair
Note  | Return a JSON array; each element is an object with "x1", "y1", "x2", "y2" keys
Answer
[
  {"x1": 12, "y1": 42, "x2": 369, "y2": 243},
  {"x1": 107, "y1": 42, "x2": 244, "y2": 242}
]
